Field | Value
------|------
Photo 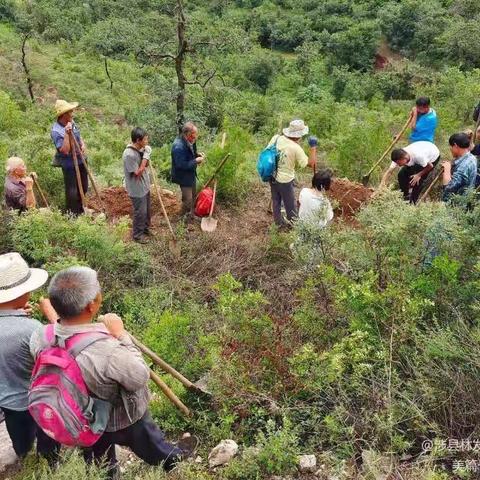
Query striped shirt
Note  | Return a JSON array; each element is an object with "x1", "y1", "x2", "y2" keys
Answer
[
  {"x1": 0, "y1": 310, "x2": 42, "y2": 410},
  {"x1": 30, "y1": 322, "x2": 150, "y2": 432}
]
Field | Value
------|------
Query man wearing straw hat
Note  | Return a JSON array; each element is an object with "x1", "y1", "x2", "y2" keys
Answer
[
  {"x1": 51, "y1": 99, "x2": 88, "y2": 215},
  {"x1": 4, "y1": 157, "x2": 36, "y2": 212},
  {"x1": 268, "y1": 119, "x2": 317, "y2": 228},
  {"x1": 0, "y1": 252, "x2": 59, "y2": 461}
]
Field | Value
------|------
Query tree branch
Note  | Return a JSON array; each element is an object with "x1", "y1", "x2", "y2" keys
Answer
[{"x1": 21, "y1": 33, "x2": 35, "y2": 103}]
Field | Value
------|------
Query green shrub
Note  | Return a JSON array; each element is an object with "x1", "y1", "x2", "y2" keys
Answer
[{"x1": 9, "y1": 209, "x2": 152, "y2": 289}]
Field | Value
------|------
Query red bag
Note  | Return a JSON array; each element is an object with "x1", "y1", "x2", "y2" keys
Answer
[{"x1": 194, "y1": 187, "x2": 214, "y2": 217}]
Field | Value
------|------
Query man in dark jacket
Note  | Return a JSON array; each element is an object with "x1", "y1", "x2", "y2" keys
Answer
[{"x1": 171, "y1": 122, "x2": 204, "y2": 219}]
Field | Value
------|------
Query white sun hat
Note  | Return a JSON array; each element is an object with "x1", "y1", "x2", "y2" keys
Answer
[
  {"x1": 0, "y1": 253, "x2": 48, "y2": 304},
  {"x1": 283, "y1": 119, "x2": 309, "y2": 138}
]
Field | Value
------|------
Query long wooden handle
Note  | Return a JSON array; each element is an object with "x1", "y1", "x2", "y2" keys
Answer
[
  {"x1": 208, "y1": 181, "x2": 217, "y2": 219},
  {"x1": 149, "y1": 369, "x2": 191, "y2": 417},
  {"x1": 131, "y1": 335, "x2": 196, "y2": 390},
  {"x1": 148, "y1": 162, "x2": 176, "y2": 240},
  {"x1": 419, "y1": 168, "x2": 443, "y2": 203},
  {"x1": 202, "y1": 153, "x2": 231, "y2": 190},
  {"x1": 71, "y1": 135, "x2": 101, "y2": 201},
  {"x1": 30, "y1": 175, "x2": 49, "y2": 207},
  {"x1": 365, "y1": 114, "x2": 413, "y2": 178},
  {"x1": 69, "y1": 131, "x2": 86, "y2": 207}
]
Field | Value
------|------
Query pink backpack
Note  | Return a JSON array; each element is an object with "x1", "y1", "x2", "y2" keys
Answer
[{"x1": 28, "y1": 324, "x2": 111, "y2": 447}]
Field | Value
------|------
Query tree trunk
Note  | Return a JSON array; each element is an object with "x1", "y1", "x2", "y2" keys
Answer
[
  {"x1": 21, "y1": 34, "x2": 35, "y2": 103},
  {"x1": 175, "y1": 0, "x2": 187, "y2": 132},
  {"x1": 104, "y1": 57, "x2": 113, "y2": 92}
]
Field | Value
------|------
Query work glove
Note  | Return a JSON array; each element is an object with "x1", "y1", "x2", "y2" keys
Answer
[
  {"x1": 308, "y1": 136, "x2": 318, "y2": 147},
  {"x1": 143, "y1": 145, "x2": 152, "y2": 160}
]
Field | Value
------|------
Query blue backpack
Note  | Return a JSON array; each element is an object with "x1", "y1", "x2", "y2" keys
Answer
[{"x1": 257, "y1": 136, "x2": 281, "y2": 182}]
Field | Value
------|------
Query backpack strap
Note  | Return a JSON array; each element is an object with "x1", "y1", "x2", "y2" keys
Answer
[{"x1": 66, "y1": 331, "x2": 111, "y2": 358}]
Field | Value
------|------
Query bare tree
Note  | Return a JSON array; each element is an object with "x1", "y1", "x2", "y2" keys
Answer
[
  {"x1": 136, "y1": 0, "x2": 226, "y2": 132},
  {"x1": 21, "y1": 33, "x2": 35, "y2": 103}
]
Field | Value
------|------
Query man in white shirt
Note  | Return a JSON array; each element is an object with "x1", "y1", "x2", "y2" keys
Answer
[{"x1": 379, "y1": 141, "x2": 440, "y2": 203}]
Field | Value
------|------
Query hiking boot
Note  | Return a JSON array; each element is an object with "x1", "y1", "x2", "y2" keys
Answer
[
  {"x1": 176, "y1": 434, "x2": 199, "y2": 460},
  {"x1": 143, "y1": 229, "x2": 156, "y2": 237},
  {"x1": 133, "y1": 235, "x2": 149, "y2": 244}
]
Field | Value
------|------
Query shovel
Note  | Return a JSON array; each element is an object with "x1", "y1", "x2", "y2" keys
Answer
[
  {"x1": 201, "y1": 181, "x2": 218, "y2": 232},
  {"x1": 149, "y1": 162, "x2": 181, "y2": 259},
  {"x1": 30, "y1": 173, "x2": 49, "y2": 208},
  {"x1": 419, "y1": 168, "x2": 443, "y2": 203},
  {"x1": 71, "y1": 134, "x2": 103, "y2": 205},
  {"x1": 68, "y1": 130, "x2": 88, "y2": 212},
  {"x1": 362, "y1": 112, "x2": 413, "y2": 186}
]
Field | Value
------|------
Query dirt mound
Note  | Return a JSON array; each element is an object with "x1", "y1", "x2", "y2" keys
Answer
[
  {"x1": 328, "y1": 178, "x2": 373, "y2": 218},
  {"x1": 87, "y1": 186, "x2": 181, "y2": 220}
]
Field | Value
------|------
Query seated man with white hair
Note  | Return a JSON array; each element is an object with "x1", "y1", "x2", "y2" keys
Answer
[
  {"x1": 31, "y1": 266, "x2": 197, "y2": 478},
  {"x1": 4, "y1": 157, "x2": 36, "y2": 212}
]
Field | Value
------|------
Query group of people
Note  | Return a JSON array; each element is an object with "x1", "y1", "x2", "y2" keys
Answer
[
  {"x1": 0, "y1": 252, "x2": 197, "y2": 478},
  {"x1": 378, "y1": 98, "x2": 478, "y2": 204},
  {"x1": 3, "y1": 97, "x2": 480, "y2": 237}
]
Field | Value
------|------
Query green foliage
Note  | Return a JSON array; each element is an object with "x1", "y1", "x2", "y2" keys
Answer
[{"x1": 9, "y1": 209, "x2": 152, "y2": 288}]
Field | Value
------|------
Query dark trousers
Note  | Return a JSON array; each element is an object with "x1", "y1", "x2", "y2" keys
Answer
[
  {"x1": 130, "y1": 193, "x2": 151, "y2": 240},
  {"x1": 62, "y1": 164, "x2": 89, "y2": 215},
  {"x1": 2, "y1": 408, "x2": 60, "y2": 461},
  {"x1": 270, "y1": 179, "x2": 297, "y2": 226},
  {"x1": 83, "y1": 413, "x2": 182, "y2": 477},
  {"x1": 398, "y1": 157, "x2": 440, "y2": 204},
  {"x1": 180, "y1": 183, "x2": 196, "y2": 218}
]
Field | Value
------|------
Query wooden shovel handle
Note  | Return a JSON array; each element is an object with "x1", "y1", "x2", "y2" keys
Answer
[
  {"x1": 30, "y1": 174, "x2": 49, "y2": 207},
  {"x1": 70, "y1": 135, "x2": 101, "y2": 202},
  {"x1": 202, "y1": 153, "x2": 231, "y2": 190},
  {"x1": 149, "y1": 369, "x2": 191, "y2": 417},
  {"x1": 365, "y1": 113, "x2": 413, "y2": 178},
  {"x1": 130, "y1": 334, "x2": 197, "y2": 390},
  {"x1": 208, "y1": 181, "x2": 217, "y2": 218},
  {"x1": 149, "y1": 162, "x2": 176, "y2": 240},
  {"x1": 68, "y1": 131, "x2": 86, "y2": 207},
  {"x1": 419, "y1": 168, "x2": 443, "y2": 203}
]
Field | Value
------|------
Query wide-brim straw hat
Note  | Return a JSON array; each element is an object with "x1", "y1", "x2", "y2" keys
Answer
[
  {"x1": 0, "y1": 252, "x2": 48, "y2": 303},
  {"x1": 283, "y1": 119, "x2": 309, "y2": 138},
  {"x1": 55, "y1": 99, "x2": 79, "y2": 118}
]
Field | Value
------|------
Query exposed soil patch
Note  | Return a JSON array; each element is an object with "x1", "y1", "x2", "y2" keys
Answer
[
  {"x1": 328, "y1": 178, "x2": 374, "y2": 219},
  {"x1": 87, "y1": 186, "x2": 181, "y2": 220}
]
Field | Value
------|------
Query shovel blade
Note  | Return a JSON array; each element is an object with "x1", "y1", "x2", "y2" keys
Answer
[
  {"x1": 201, "y1": 217, "x2": 218, "y2": 232},
  {"x1": 361, "y1": 174, "x2": 370, "y2": 187}
]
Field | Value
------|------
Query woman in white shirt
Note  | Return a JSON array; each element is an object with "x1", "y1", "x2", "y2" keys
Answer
[{"x1": 298, "y1": 169, "x2": 334, "y2": 227}]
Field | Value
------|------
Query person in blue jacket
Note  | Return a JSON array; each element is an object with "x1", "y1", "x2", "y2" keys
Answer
[
  {"x1": 171, "y1": 122, "x2": 205, "y2": 219},
  {"x1": 409, "y1": 97, "x2": 438, "y2": 143}
]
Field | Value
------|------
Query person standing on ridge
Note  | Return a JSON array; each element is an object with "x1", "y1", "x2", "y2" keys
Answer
[
  {"x1": 51, "y1": 99, "x2": 88, "y2": 215},
  {"x1": 409, "y1": 97, "x2": 438, "y2": 143},
  {"x1": 123, "y1": 127, "x2": 152, "y2": 244},
  {"x1": 171, "y1": 122, "x2": 205, "y2": 221},
  {"x1": 268, "y1": 119, "x2": 317, "y2": 228}
]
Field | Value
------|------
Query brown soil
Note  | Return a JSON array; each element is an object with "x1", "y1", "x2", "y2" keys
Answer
[
  {"x1": 327, "y1": 178, "x2": 374, "y2": 219},
  {"x1": 86, "y1": 186, "x2": 181, "y2": 220}
]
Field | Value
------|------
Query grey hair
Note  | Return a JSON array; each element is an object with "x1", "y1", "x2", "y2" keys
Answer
[
  {"x1": 182, "y1": 121, "x2": 197, "y2": 136},
  {"x1": 48, "y1": 266, "x2": 101, "y2": 319}
]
